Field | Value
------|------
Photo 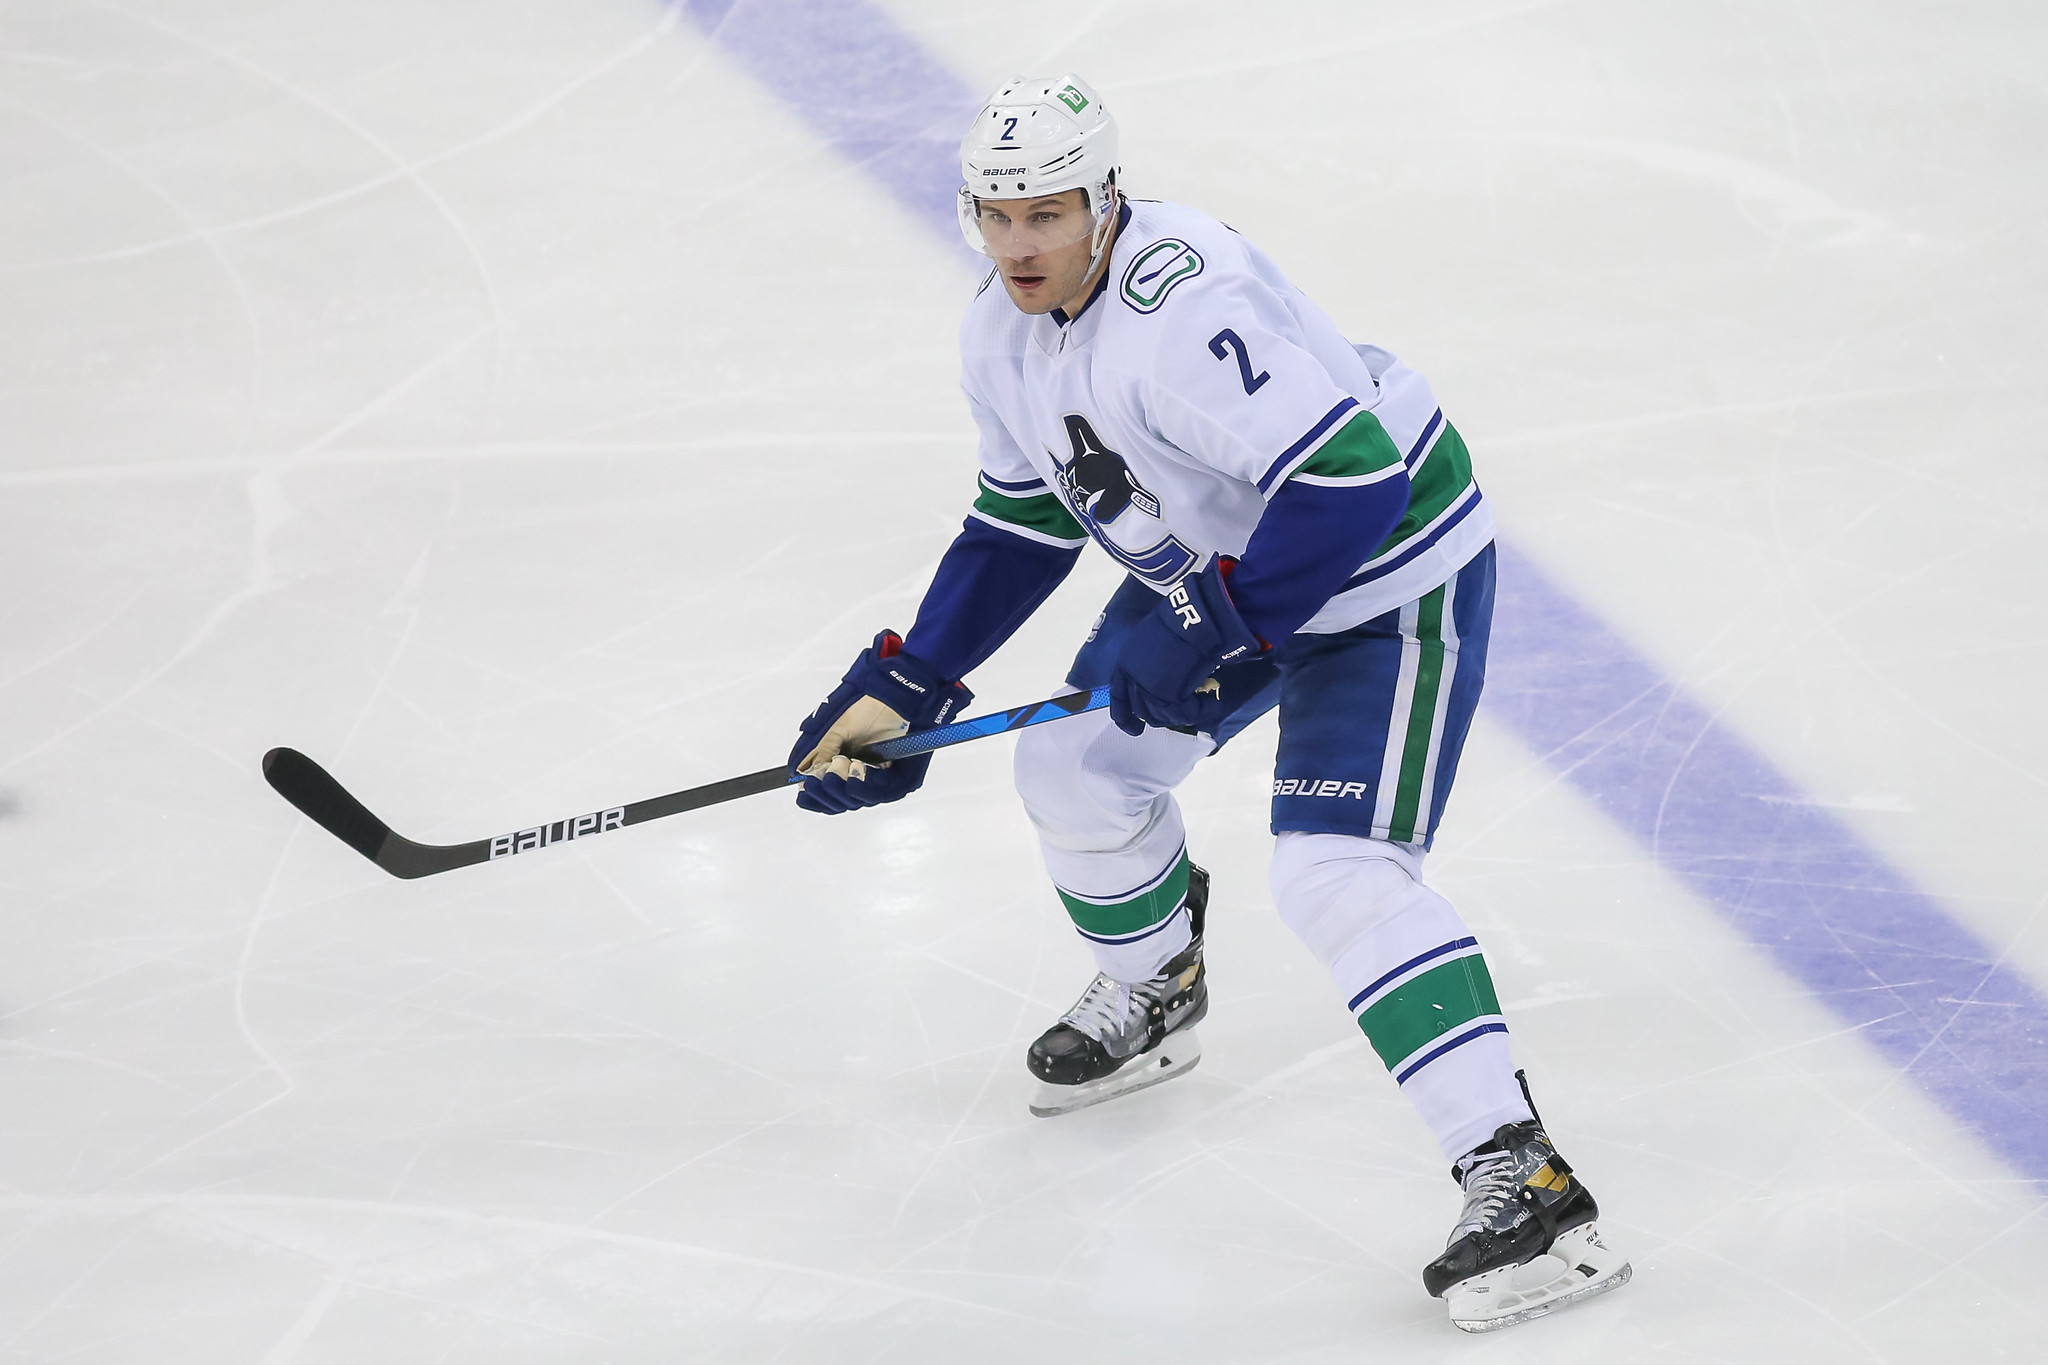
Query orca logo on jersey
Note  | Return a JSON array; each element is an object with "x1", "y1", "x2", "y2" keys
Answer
[
  {"x1": 1056, "y1": 413, "x2": 1158, "y2": 524},
  {"x1": 1051, "y1": 414, "x2": 1199, "y2": 590}
]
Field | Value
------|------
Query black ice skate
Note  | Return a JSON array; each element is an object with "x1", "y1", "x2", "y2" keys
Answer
[
  {"x1": 1422, "y1": 1113, "x2": 1631, "y2": 1332},
  {"x1": 1026, "y1": 865, "x2": 1209, "y2": 1117}
]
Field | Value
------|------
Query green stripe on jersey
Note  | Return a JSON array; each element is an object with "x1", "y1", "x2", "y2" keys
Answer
[
  {"x1": 972, "y1": 478, "x2": 1087, "y2": 544},
  {"x1": 1293, "y1": 410, "x2": 1404, "y2": 480},
  {"x1": 1057, "y1": 853, "x2": 1191, "y2": 938},
  {"x1": 1369, "y1": 422, "x2": 1475, "y2": 559},
  {"x1": 1355, "y1": 953, "x2": 1502, "y2": 1071}
]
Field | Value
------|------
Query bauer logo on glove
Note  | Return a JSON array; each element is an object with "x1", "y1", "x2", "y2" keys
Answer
[
  {"x1": 1106, "y1": 558, "x2": 1265, "y2": 736},
  {"x1": 789, "y1": 631, "x2": 974, "y2": 815}
]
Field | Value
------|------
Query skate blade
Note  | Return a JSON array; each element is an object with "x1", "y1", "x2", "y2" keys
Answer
[
  {"x1": 1446, "y1": 1222, "x2": 1631, "y2": 1334},
  {"x1": 1029, "y1": 1030, "x2": 1202, "y2": 1118}
]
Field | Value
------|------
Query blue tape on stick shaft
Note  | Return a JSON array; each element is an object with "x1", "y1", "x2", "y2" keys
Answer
[{"x1": 866, "y1": 688, "x2": 1108, "y2": 762}]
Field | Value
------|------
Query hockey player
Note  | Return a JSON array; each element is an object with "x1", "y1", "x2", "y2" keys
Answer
[{"x1": 787, "y1": 75, "x2": 1630, "y2": 1333}]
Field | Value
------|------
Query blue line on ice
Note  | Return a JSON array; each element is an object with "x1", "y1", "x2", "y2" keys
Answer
[
  {"x1": 674, "y1": 0, "x2": 973, "y2": 247},
  {"x1": 1492, "y1": 546, "x2": 2048, "y2": 1183},
  {"x1": 672, "y1": 0, "x2": 2048, "y2": 1183}
]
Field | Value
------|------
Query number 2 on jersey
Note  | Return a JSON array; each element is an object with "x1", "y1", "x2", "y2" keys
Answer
[{"x1": 1208, "y1": 329, "x2": 1271, "y2": 395}]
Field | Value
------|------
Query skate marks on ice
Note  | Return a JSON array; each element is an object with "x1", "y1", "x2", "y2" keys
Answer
[
  {"x1": 675, "y1": 0, "x2": 2048, "y2": 1187},
  {"x1": 3, "y1": 2, "x2": 2043, "y2": 1363},
  {"x1": 1446, "y1": 1224, "x2": 1632, "y2": 1334},
  {"x1": 1030, "y1": 1028, "x2": 1203, "y2": 1117},
  {"x1": 1486, "y1": 544, "x2": 2048, "y2": 1183}
]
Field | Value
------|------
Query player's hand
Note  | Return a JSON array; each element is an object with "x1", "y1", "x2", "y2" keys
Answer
[
  {"x1": 796, "y1": 694, "x2": 909, "y2": 781},
  {"x1": 1108, "y1": 559, "x2": 1265, "y2": 736},
  {"x1": 789, "y1": 631, "x2": 973, "y2": 814}
]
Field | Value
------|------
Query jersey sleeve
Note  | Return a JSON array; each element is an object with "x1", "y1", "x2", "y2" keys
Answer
[
  {"x1": 1131, "y1": 274, "x2": 1409, "y2": 500},
  {"x1": 963, "y1": 387, "x2": 1089, "y2": 549},
  {"x1": 902, "y1": 517, "x2": 1079, "y2": 681},
  {"x1": 901, "y1": 376, "x2": 1085, "y2": 681}
]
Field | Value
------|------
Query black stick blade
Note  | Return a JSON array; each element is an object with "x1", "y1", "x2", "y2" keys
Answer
[
  {"x1": 259, "y1": 684, "x2": 1104, "y2": 882},
  {"x1": 263, "y1": 747, "x2": 394, "y2": 862},
  {"x1": 263, "y1": 748, "x2": 487, "y2": 879}
]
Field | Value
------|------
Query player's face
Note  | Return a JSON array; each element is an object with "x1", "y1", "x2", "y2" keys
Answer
[{"x1": 977, "y1": 190, "x2": 1106, "y2": 316}]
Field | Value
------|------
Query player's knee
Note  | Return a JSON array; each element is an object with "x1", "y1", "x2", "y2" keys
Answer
[
  {"x1": 1013, "y1": 713, "x2": 1096, "y2": 831},
  {"x1": 1269, "y1": 831, "x2": 1436, "y2": 967},
  {"x1": 1014, "y1": 710, "x2": 1175, "y2": 855}
]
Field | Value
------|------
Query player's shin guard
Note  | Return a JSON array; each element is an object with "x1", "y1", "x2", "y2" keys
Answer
[
  {"x1": 1269, "y1": 831, "x2": 1531, "y2": 1161},
  {"x1": 1014, "y1": 707, "x2": 1211, "y2": 980}
]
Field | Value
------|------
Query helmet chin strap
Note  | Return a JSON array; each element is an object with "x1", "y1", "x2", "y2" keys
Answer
[{"x1": 1084, "y1": 179, "x2": 1122, "y2": 276}]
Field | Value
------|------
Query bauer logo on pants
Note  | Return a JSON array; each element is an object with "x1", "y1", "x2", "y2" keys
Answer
[
  {"x1": 490, "y1": 807, "x2": 625, "y2": 859},
  {"x1": 1275, "y1": 778, "x2": 1369, "y2": 799}
]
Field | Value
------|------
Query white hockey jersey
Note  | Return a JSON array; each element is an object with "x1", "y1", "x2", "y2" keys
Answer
[{"x1": 960, "y1": 198, "x2": 1492, "y2": 635}]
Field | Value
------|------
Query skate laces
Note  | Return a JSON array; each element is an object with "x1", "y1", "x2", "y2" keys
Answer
[
  {"x1": 1061, "y1": 973, "x2": 1140, "y2": 1042},
  {"x1": 1450, "y1": 1152, "x2": 1520, "y2": 1241}
]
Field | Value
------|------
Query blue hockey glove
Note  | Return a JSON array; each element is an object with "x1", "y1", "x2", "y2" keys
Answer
[
  {"x1": 789, "y1": 631, "x2": 973, "y2": 815},
  {"x1": 1107, "y1": 558, "x2": 1266, "y2": 736}
]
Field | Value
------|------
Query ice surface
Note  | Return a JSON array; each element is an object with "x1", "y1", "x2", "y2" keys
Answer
[{"x1": 1, "y1": 0, "x2": 2044, "y2": 1360}]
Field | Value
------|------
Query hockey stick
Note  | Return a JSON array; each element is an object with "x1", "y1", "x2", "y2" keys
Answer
[{"x1": 262, "y1": 686, "x2": 1111, "y2": 881}]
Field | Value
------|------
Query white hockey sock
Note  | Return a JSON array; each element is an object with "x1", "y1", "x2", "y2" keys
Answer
[
  {"x1": 1015, "y1": 707, "x2": 1211, "y2": 981},
  {"x1": 1270, "y1": 831, "x2": 1532, "y2": 1161},
  {"x1": 1052, "y1": 855, "x2": 1198, "y2": 982}
]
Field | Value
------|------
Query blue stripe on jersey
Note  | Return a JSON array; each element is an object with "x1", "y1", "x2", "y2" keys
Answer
[
  {"x1": 1257, "y1": 397, "x2": 1360, "y2": 493},
  {"x1": 981, "y1": 471, "x2": 1049, "y2": 494},
  {"x1": 1405, "y1": 410, "x2": 1443, "y2": 468},
  {"x1": 1332, "y1": 486, "x2": 1482, "y2": 595},
  {"x1": 1229, "y1": 472, "x2": 1411, "y2": 645}
]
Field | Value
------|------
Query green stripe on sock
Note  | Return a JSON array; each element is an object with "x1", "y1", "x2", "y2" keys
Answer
[
  {"x1": 973, "y1": 480, "x2": 1087, "y2": 543},
  {"x1": 1387, "y1": 585, "x2": 1447, "y2": 843},
  {"x1": 1355, "y1": 954, "x2": 1503, "y2": 1071},
  {"x1": 1057, "y1": 853, "x2": 1191, "y2": 938}
]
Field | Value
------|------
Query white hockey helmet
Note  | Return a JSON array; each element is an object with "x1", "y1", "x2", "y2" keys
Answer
[{"x1": 956, "y1": 74, "x2": 1120, "y2": 263}]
